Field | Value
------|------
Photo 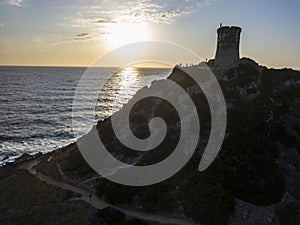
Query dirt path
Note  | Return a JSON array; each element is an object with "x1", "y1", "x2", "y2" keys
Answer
[{"x1": 20, "y1": 159, "x2": 200, "y2": 225}]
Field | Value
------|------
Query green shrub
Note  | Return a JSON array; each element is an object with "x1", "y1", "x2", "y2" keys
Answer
[
  {"x1": 178, "y1": 179, "x2": 235, "y2": 225},
  {"x1": 96, "y1": 180, "x2": 138, "y2": 205},
  {"x1": 64, "y1": 150, "x2": 83, "y2": 172},
  {"x1": 63, "y1": 150, "x2": 94, "y2": 176},
  {"x1": 76, "y1": 162, "x2": 93, "y2": 177},
  {"x1": 276, "y1": 202, "x2": 300, "y2": 225},
  {"x1": 220, "y1": 129, "x2": 284, "y2": 205}
]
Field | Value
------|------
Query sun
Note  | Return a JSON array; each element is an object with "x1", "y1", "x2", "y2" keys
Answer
[{"x1": 105, "y1": 23, "x2": 151, "y2": 49}]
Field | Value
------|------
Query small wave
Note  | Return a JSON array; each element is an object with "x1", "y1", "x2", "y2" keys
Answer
[
  {"x1": 0, "y1": 66, "x2": 171, "y2": 165},
  {"x1": 0, "y1": 137, "x2": 77, "y2": 166}
]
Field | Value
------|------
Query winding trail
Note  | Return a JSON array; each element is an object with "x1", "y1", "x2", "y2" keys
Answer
[{"x1": 20, "y1": 159, "x2": 200, "y2": 225}]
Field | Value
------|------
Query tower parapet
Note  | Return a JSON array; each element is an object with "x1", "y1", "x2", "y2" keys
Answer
[{"x1": 214, "y1": 26, "x2": 242, "y2": 67}]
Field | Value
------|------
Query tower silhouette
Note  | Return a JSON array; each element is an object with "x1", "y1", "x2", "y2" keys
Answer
[{"x1": 214, "y1": 26, "x2": 242, "y2": 67}]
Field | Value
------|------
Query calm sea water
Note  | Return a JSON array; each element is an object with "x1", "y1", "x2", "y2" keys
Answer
[{"x1": 0, "y1": 66, "x2": 171, "y2": 165}]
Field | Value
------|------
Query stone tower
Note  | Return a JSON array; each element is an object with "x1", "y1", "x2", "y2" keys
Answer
[{"x1": 214, "y1": 26, "x2": 242, "y2": 67}]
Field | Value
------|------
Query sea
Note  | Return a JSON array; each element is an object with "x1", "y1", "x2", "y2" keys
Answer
[{"x1": 0, "y1": 66, "x2": 171, "y2": 165}]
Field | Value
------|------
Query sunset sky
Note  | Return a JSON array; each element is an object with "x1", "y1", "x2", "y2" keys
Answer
[{"x1": 0, "y1": 0, "x2": 299, "y2": 68}]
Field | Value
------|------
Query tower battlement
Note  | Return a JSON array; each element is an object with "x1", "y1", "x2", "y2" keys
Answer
[{"x1": 214, "y1": 25, "x2": 242, "y2": 67}]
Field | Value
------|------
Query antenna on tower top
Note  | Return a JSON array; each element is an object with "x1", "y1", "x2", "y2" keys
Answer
[{"x1": 220, "y1": 23, "x2": 222, "y2": 28}]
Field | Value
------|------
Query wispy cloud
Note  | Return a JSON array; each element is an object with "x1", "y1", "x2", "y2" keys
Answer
[
  {"x1": 74, "y1": 32, "x2": 91, "y2": 40},
  {"x1": 60, "y1": 32, "x2": 106, "y2": 43},
  {"x1": 93, "y1": 19, "x2": 117, "y2": 24},
  {"x1": 76, "y1": 33, "x2": 90, "y2": 37},
  {"x1": 114, "y1": 0, "x2": 209, "y2": 24},
  {"x1": 0, "y1": 0, "x2": 24, "y2": 7},
  {"x1": 68, "y1": 0, "x2": 212, "y2": 27},
  {"x1": 69, "y1": 18, "x2": 117, "y2": 28}
]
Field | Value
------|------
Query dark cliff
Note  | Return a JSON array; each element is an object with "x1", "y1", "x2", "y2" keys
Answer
[{"x1": 58, "y1": 58, "x2": 300, "y2": 225}]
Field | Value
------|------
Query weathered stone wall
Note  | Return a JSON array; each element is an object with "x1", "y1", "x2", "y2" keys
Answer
[{"x1": 215, "y1": 26, "x2": 242, "y2": 67}]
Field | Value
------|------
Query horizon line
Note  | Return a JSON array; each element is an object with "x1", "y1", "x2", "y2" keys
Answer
[
  {"x1": 0, "y1": 64, "x2": 174, "y2": 69},
  {"x1": 0, "y1": 64, "x2": 299, "y2": 71}
]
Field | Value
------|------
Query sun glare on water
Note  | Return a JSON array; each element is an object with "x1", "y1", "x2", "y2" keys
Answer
[{"x1": 105, "y1": 23, "x2": 151, "y2": 49}]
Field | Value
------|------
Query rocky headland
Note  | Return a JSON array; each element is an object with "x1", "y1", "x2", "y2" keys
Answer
[{"x1": 0, "y1": 26, "x2": 299, "y2": 225}]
